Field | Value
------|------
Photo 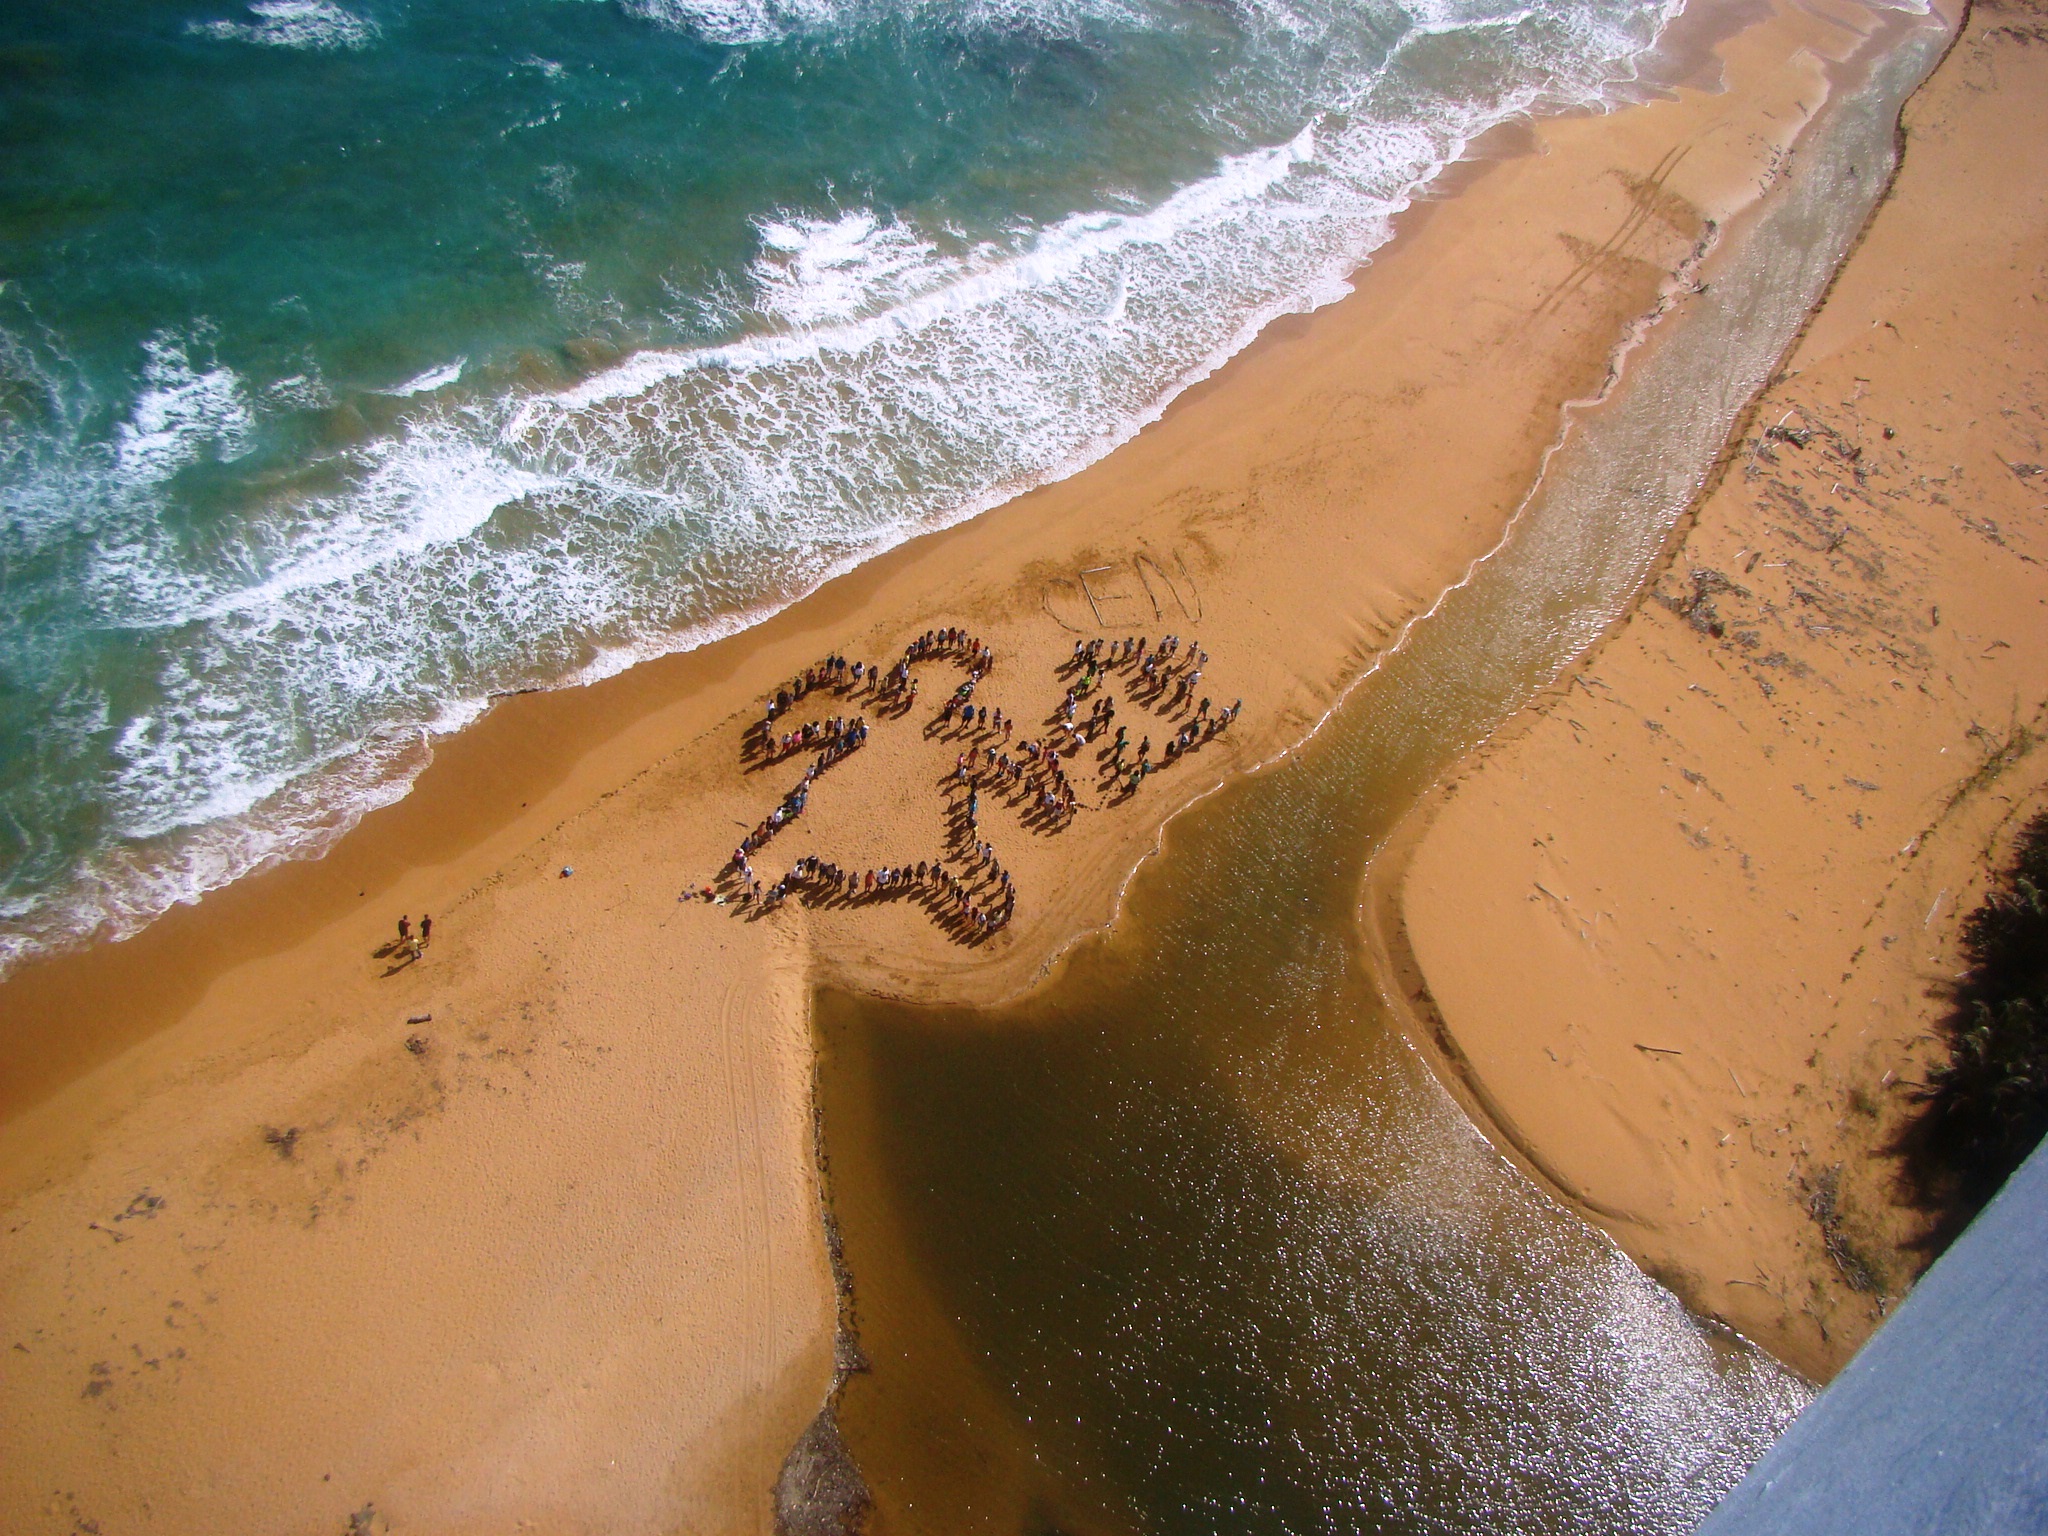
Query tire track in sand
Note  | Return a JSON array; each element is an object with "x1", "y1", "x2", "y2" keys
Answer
[{"x1": 718, "y1": 978, "x2": 776, "y2": 1406}]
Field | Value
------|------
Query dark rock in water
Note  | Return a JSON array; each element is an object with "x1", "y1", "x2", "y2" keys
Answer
[
  {"x1": 510, "y1": 348, "x2": 571, "y2": 390},
  {"x1": 775, "y1": 1401, "x2": 870, "y2": 1536},
  {"x1": 319, "y1": 400, "x2": 372, "y2": 446},
  {"x1": 563, "y1": 336, "x2": 623, "y2": 372}
]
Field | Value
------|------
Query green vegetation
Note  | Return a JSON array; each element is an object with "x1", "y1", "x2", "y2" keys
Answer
[{"x1": 1897, "y1": 811, "x2": 2048, "y2": 1250}]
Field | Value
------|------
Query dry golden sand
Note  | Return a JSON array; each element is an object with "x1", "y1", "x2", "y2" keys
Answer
[
  {"x1": 0, "y1": 3, "x2": 1945, "y2": 1528},
  {"x1": 1398, "y1": 0, "x2": 2048, "y2": 1384}
]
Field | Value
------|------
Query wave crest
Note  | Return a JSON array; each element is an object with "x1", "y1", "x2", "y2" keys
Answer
[
  {"x1": 620, "y1": 0, "x2": 1153, "y2": 45},
  {"x1": 188, "y1": 0, "x2": 382, "y2": 51}
]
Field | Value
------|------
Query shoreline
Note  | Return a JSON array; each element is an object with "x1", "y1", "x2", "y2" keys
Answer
[
  {"x1": 0, "y1": 0, "x2": 1733, "y2": 1006},
  {"x1": 0, "y1": 2, "x2": 1943, "y2": 1529},
  {"x1": 1395, "y1": 0, "x2": 2048, "y2": 1383}
]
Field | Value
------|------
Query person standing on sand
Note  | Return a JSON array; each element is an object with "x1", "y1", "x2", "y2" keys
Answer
[
  {"x1": 397, "y1": 915, "x2": 411, "y2": 946},
  {"x1": 420, "y1": 914, "x2": 432, "y2": 947}
]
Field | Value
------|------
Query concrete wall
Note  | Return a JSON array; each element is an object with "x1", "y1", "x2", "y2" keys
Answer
[{"x1": 1697, "y1": 1140, "x2": 2048, "y2": 1534}]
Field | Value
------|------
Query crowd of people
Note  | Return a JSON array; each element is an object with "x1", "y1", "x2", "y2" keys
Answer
[
  {"x1": 907, "y1": 625, "x2": 995, "y2": 674},
  {"x1": 698, "y1": 625, "x2": 1239, "y2": 941},
  {"x1": 766, "y1": 852, "x2": 1015, "y2": 940},
  {"x1": 751, "y1": 629, "x2": 998, "y2": 748},
  {"x1": 725, "y1": 715, "x2": 871, "y2": 899},
  {"x1": 758, "y1": 711, "x2": 864, "y2": 766},
  {"x1": 753, "y1": 651, "x2": 910, "y2": 745},
  {"x1": 1063, "y1": 633, "x2": 1239, "y2": 796},
  {"x1": 951, "y1": 734, "x2": 1077, "y2": 830}
]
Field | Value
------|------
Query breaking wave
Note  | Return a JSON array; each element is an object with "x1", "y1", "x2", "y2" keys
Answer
[{"x1": 188, "y1": 0, "x2": 382, "y2": 51}]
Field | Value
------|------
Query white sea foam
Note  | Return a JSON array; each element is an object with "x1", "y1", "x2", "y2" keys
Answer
[
  {"x1": 188, "y1": 0, "x2": 383, "y2": 51},
  {"x1": 1403, "y1": 0, "x2": 1542, "y2": 35},
  {"x1": 263, "y1": 370, "x2": 334, "y2": 411},
  {"x1": 385, "y1": 359, "x2": 467, "y2": 396},
  {"x1": 189, "y1": 436, "x2": 564, "y2": 623},
  {"x1": 751, "y1": 211, "x2": 949, "y2": 328},
  {"x1": 621, "y1": 0, "x2": 843, "y2": 45},
  {"x1": 622, "y1": 0, "x2": 1151, "y2": 45},
  {"x1": 112, "y1": 334, "x2": 255, "y2": 486}
]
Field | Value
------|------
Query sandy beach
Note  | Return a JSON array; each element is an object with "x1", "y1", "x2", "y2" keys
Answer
[
  {"x1": 1397, "y1": 0, "x2": 2048, "y2": 1382},
  {"x1": 0, "y1": 0, "x2": 1979, "y2": 1527}
]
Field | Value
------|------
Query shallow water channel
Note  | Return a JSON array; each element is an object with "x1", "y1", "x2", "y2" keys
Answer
[{"x1": 812, "y1": 15, "x2": 1948, "y2": 1533}]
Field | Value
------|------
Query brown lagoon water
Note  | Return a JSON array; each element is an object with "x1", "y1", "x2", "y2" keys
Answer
[{"x1": 812, "y1": 12, "x2": 1948, "y2": 1533}]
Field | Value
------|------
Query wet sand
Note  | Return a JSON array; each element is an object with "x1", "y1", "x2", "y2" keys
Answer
[
  {"x1": 1399, "y1": 0, "x2": 2048, "y2": 1382},
  {"x1": 0, "y1": 1, "x2": 1949, "y2": 1529}
]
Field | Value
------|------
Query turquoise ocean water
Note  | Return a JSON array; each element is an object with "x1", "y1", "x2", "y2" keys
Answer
[{"x1": 0, "y1": 0, "x2": 1683, "y2": 968}]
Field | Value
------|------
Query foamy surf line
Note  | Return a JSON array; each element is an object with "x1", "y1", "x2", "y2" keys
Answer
[{"x1": 0, "y1": 0, "x2": 1699, "y2": 979}]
